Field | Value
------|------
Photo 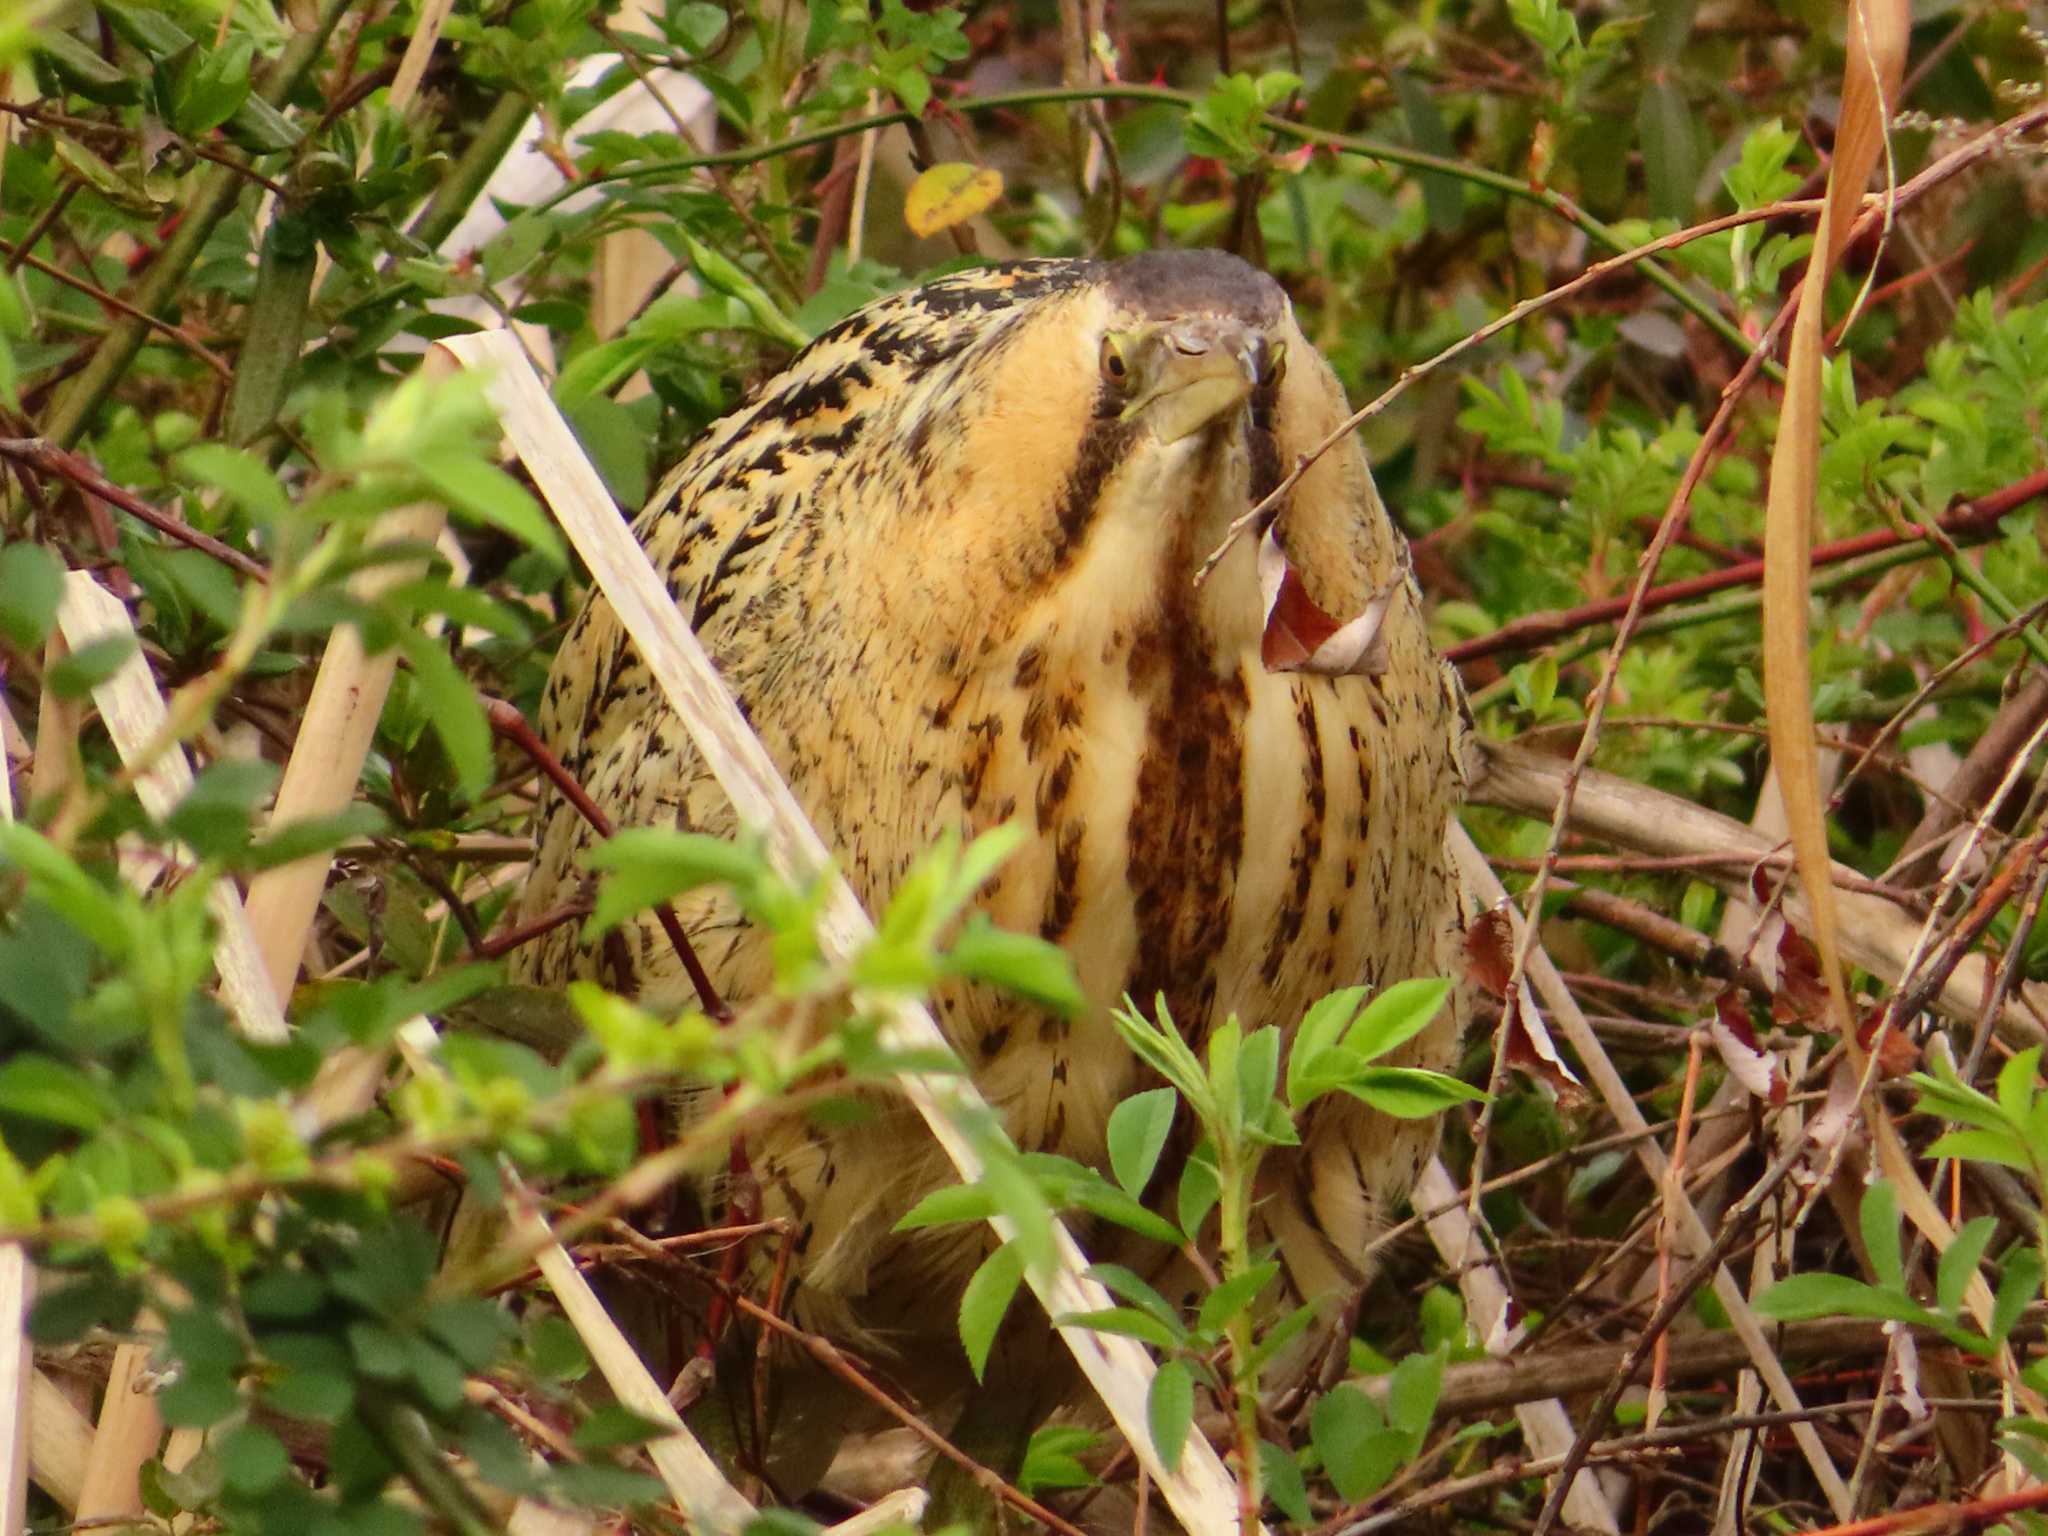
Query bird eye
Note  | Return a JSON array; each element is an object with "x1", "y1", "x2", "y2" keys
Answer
[{"x1": 1099, "y1": 334, "x2": 1133, "y2": 389}]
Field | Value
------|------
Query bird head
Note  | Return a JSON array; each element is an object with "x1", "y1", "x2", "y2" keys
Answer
[
  {"x1": 1097, "y1": 313, "x2": 1279, "y2": 446},
  {"x1": 763, "y1": 249, "x2": 1406, "y2": 675}
]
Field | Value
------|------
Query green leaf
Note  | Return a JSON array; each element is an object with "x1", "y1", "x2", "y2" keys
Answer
[
  {"x1": 570, "y1": 1405, "x2": 674, "y2": 1452},
  {"x1": 224, "y1": 95, "x2": 302, "y2": 154},
  {"x1": 33, "y1": 29, "x2": 138, "y2": 102},
  {"x1": 1386, "y1": 1347, "x2": 1446, "y2": 1440},
  {"x1": 959, "y1": 1243, "x2": 1024, "y2": 1382},
  {"x1": 1018, "y1": 1425, "x2": 1099, "y2": 1493},
  {"x1": 1636, "y1": 78, "x2": 1698, "y2": 222},
  {"x1": 1994, "y1": 1247, "x2": 2044, "y2": 1344},
  {"x1": 414, "y1": 451, "x2": 565, "y2": 569},
  {"x1": 160, "y1": 1368, "x2": 241, "y2": 1429},
  {"x1": 480, "y1": 212, "x2": 552, "y2": 285},
  {"x1": 29, "y1": 1277, "x2": 142, "y2": 1343},
  {"x1": 1244, "y1": 1299, "x2": 1322, "y2": 1377},
  {"x1": 1937, "y1": 1217, "x2": 1998, "y2": 1318},
  {"x1": 895, "y1": 1182, "x2": 997, "y2": 1231},
  {"x1": 1392, "y1": 70, "x2": 1463, "y2": 231},
  {"x1": 683, "y1": 233, "x2": 807, "y2": 349},
  {"x1": 0, "y1": 1054, "x2": 115, "y2": 1130},
  {"x1": 166, "y1": 36, "x2": 253, "y2": 137},
  {"x1": 1177, "y1": 1145, "x2": 1220, "y2": 1238},
  {"x1": 1345, "y1": 978, "x2": 1454, "y2": 1063},
  {"x1": 1146, "y1": 1359, "x2": 1194, "y2": 1472},
  {"x1": 51, "y1": 135, "x2": 159, "y2": 214},
  {"x1": 1235, "y1": 1025, "x2": 1282, "y2": 1131},
  {"x1": 219, "y1": 1426, "x2": 289, "y2": 1495},
  {"x1": 1996, "y1": 1047, "x2": 2041, "y2": 1124},
  {"x1": 395, "y1": 630, "x2": 491, "y2": 803},
  {"x1": 1925, "y1": 1129, "x2": 2033, "y2": 1172},
  {"x1": 1342, "y1": 1067, "x2": 1485, "y2": 1118},
  {"x1": 583, "y1": 828, "x2": 765, "y2": 940},
  {"x1": 1106, "y1": 1087, "x2": 1177, "y2": 1196},
  {"x1": 1312, "y1": 1384, "x2": 1388, "y2": 1501},
  {"x1": 1641, "y1": 0, "x2": 1698, "y2": 65},
  {"x1": 1861, "y1": 1181, "x2": 1904, "y2": 1292},
  {"x1": 0, "y1": 823, "x2": 132, "y2": 955},
  {"x1": 0, "y1": 540, "x2": 64, "y2": 651},
  {"x1": 1084, "y1": 1264, "x2": 1184, "y2": 1336},
  {"x1": 1109, "y1": 995, "x2": 1209, "y2": 1109},
  {"x1": 1289, "y1": 986, "x2": 1368, "y2": 1108},
  {"x1": 1754, "y1": 1272, "x2": 1936, "y2": 1327},
  {"x1": 1058, "y1": 1306, "x2": 1180, "y2": 1350},
  {"x1": 48, "y1": 634, "x2": 137, "y2": 698},
  {"x1": 1065, "y1": 1176, "x2": 1182, "y2": 1246},
  {"x1": 243, "y1": 804, "x2": 390, "y2": 871},
  {"x1": 943, "y1": 918, "x2": 1084, "y2": 1015},
  {"x1": 167, "y1": 758, "x2": 280, "y2": 859},
  {"x1": 423, "y1": 1296, "x2": 514, "y2": 1371},
  {"x1": 524, "y1": 1314, "x2": 591, "y2": 1383},
  {"x1": 1195, "y1": 1261, "x2": 1279, "y2": 1341},
  {"x1": 1260, "y1": 1439, "x2": 1312, "y2": 1524},
  {"x1": 177, "y1": 442, "x2": 292, "y2": 524}
]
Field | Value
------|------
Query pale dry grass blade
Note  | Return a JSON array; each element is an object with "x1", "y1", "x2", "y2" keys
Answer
[
  {"x1": 29, "y1": 630, "x2": 81, "y2": 808},
  {"x1": 247, "y1": 502, "x2": 447, "y2": 1015},
  {"x1": 1757, "y1": 0, "x2": 1904, "y2": 1044},
  {"x1": 0, "y1": 1248, "x2": 28, "y2": 1536},
  {"x1": 823, "y1": 1487, "x2": 930, "y2": 1536},
  {"x1": 0, "y1": 643, "x2": 27, "y2": 1536},
  {"x1": 506, "y1": 1181, "x2": 757, "y2": 1534},
  {"x1": 25, "y1": 1369, "x2": 90, "y2": 1514},
  {"x1": 508, "y1": 1500, "x2": 598, "y2": 1536},
  {"x1": 438, "y1": 329, "x2": 1257, "y2": 1536},
  {"x1": 1414, "y1": 1158, "x2": 1622, "y2": 1532},
  {"x1": 72, "y1": 1334, "x2": 162, "y2": 1526},
  {"x1": 53, "y1": 574, "x2": 289, "y2": 1044}
]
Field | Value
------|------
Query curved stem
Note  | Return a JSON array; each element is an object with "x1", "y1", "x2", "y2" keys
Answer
[{"x1": 547, "y1": 83, "x2": 1759, "y2": 368}]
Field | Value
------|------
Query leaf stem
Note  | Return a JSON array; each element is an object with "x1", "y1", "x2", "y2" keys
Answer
[{"x1": 41, "y1": 0, "x2": 353, "y2": 448}]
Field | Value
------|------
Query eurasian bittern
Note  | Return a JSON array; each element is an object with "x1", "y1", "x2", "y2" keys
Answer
[{"x1": 512, "y1": 248, "x2": 1468, "y2": 1502}]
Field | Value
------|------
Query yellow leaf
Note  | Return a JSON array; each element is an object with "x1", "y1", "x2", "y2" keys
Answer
[{"x1": 903, "y1": 163, "x2": 1003, "y2": 238}]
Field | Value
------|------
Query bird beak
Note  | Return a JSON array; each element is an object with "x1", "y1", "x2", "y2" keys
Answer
[{"x1": 1122, "y1": 320, "x2": 1259, "y2": 444}]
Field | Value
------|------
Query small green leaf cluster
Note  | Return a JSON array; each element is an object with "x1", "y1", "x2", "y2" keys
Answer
[
  {"x1": 1758, "y1": 1053, "x2": 2048, "y2": 1481},
  {"x1": 1184, "y1": 72, "x2": 1304, "y2": 172},
  {"x1": 804, "y1": 0, "x2": 972, "y2": 115},
  {"x1": 905, "y1": 978, "x2": 1474, "y2": 1514}
]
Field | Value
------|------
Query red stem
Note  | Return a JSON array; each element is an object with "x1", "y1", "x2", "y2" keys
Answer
[{"x1": 1448, "y1": 467, "x2": 2048, "y2": 666}]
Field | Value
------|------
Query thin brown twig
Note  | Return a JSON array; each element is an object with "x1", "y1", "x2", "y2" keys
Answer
[
  {"x1": 601, "y1": 1222, "x2": 1090, "y2": 1536},
  {"x1": 1530, "y1": 1136, "x2": 1812, "y2": 1536},
  {"x1": 481, "y1": 697, "x2": 730, "y2": 1022},
  {"x1": 1489, "y1": 850, "x2": 1920, "y2": 905},
  {"x1": 1649, "y1": 1031, "x2": 1706, "y2": 1435},
  {"x1": 0, "y1": 235, "x2": 234, "y2": 377},
  {"x1": 1461, "y1": 274, "x2": 1802, "y2": 1251},
  {"x1": 7, "y1": 176, "x2": 80, "y2": 273},
  {"x1": 0, "y1": 437, "x2": 268, "y2": 579},
  {"x1": 470, "y1": 895, "x2": 591, "y2": 960},
  {"x1": 1890, "y1": 822, "x2": 2048, "y2": 1029},
  {"x1": 1330, "y1": 1397, "x2": 2004, "y2": 1536},
  {"x1": 0, "y1": 99, "x2": 291, "y2": 195}
]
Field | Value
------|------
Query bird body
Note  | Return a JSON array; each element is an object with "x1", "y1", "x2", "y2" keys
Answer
[{"x1": 514, "y1": 250, "x2": 1468, "y2": 1367}]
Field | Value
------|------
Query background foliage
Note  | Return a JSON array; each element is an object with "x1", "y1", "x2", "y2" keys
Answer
[{"x1": 3, "y1": 0, "x2": 2048, "y2": 1532}]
